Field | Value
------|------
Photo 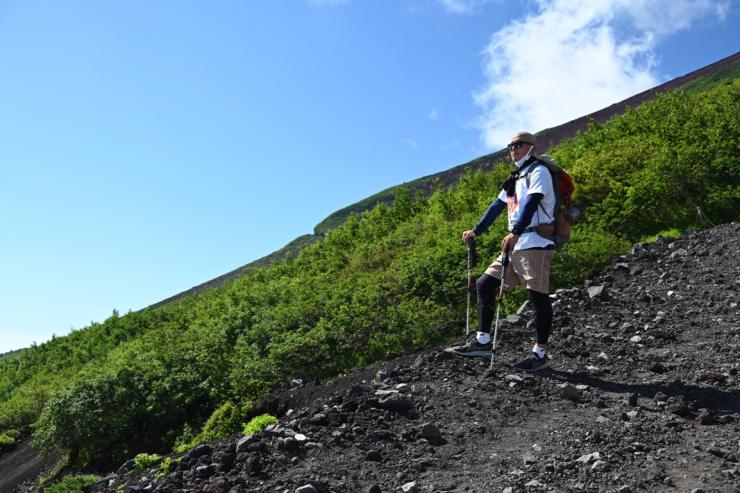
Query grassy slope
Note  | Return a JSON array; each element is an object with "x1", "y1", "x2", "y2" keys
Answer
[{"x1": 681, "y1": 61, "x2": 740, "y2": 93}]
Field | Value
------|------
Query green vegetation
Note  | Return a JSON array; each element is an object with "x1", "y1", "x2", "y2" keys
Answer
[
  {"x1": 0, "y1": 428, "x2": 19, "y2": 450},
  {"x1": 150, "y1": 234, "x2": 323, "y2": 310},
  {"x1": 243, "y1": 414, "x2": 279, "y2": 436},
  {"x1": 156, "y1": 456, "x2": 179, "y2": 478},
  {"x1": 0, "y1": 348, "x2": 25, "y2": 361},
  {"x1": 44, "y1": 474, "x2": 100, "y2": 493},
  {"x1": 0, "y1": 76, "x2": 736, "y2": 474},
  {"x1": 174, "y1": 401, "x2": 250, "y2": 452},
  {"x1": 134, "y1": 452, "x2": 163, "y2": 469},
  {"x1": 640, "y1": 228, "x2": 683, "y2": 244},
  {"x1": 682, "y1": 62, "x2": 740, "y2": 94},
  {"x1": 552, "y1": 81, "x2": 738, "y2": 240}
]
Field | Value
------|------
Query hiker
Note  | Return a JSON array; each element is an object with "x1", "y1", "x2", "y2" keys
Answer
[{"x1": 450, "y1": 131, "x2": 555, "y2": 372}]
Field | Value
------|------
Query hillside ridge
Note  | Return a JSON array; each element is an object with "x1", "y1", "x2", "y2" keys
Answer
[{"x1": 149, "y1": 51, "x2": 739, "y2": 310}]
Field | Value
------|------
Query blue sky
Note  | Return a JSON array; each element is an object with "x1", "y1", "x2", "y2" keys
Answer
[{"x1": 0, "y1": 0, "x2": 737, "y2": 353}]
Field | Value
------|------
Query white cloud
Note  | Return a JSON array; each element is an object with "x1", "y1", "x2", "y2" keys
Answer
[
  {"x1": 473, "y1": 0, "x2": 729, "y2": 148},
  {"x1": 437, "y1": 0, "x2": 495, "y2": 14},
  {"x1": 429, "y1": 108, "x2": 439, "y2": 120},
  {"x1": 307, "y1": 0, "x2": 349, "y2": 7}
]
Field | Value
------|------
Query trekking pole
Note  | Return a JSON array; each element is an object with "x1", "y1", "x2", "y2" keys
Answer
[
  {"x1": 465, "y1": 238, "x2": 477, "y2": 336},
  {"x1": 490, "y1": 250, "x2": 510, "y2": 370}
]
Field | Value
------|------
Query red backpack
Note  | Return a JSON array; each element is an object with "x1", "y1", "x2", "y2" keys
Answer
[{"x1": 525, "y1": 155, "x2": 580, "y2": 247}]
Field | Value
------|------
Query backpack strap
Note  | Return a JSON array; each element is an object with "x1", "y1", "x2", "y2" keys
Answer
[{"x1": 522, "y1": 160, "x2": 556, "y2": 222}]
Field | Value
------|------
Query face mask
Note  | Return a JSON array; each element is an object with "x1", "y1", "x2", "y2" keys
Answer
[{"x1": 515, "y1": 146, "x2": 534, "y2": 167}]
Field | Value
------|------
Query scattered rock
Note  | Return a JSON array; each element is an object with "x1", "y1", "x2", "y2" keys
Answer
[
  {"x1": 516, "y1": 301, "x2": 531, "y2": 315},
  {"x1": 377, "y1": 395, "x2": 414, "y2": 413},
  {"x1": 708, "y1": 447, "x2": 732, "y2": 460},
  {"x1": 419, "y1": 423, "x2": 442, "y2": 444},
  {"x1": 560, "y1": 384, "x2": 580, "y2": 401},
  {"x1": 576, "y1": 452, "x2": 601, "y2": 463},
  {"x1": 695, "y1": 409, "x2": 716, "y2": 425},
  {"x1": 194, "y1": 464, "x2": 215, "y2": 479},
  {"x1": 236, "y1": 434, "x2": 259, "y2": 454},
  {"x1": 627, "y1": 393, "x2": 639, "y2": 406},
  {"x1": 588, "y1": 285, "x2": 605, "y2": 298},
  {"x1": 295, "y1": 485, "x2": 318, "y2": 493},
  {"x1": 665, "y1": 397, "x2": 691, "y2": 418},
  {"x1": 367, "y1": 430, "x2": 393, "y2": 442},
  {"x1": 188, "y1": 444, "x2": 213, "y2": 459},
  {"x1": 400, "y1": 481, "x2": 418, "y2": 493},
  {"x1": 365, "y1": 450, "x2": 382, "y2": 462},
  {"x1": 524, "y1": 479, "x2": 545, "y2": 487},
  {"x1": 591, "y1": 460, "x2": 608, "y2": 471}
]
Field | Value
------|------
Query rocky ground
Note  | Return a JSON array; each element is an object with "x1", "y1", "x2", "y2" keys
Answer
[{"x1": 15, "y1": 223, "x2": 740, "y2": 493}]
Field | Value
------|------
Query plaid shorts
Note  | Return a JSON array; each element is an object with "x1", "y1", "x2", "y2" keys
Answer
[{"x1": 484, "y1": 248, "x2": 555, "y2": 294}]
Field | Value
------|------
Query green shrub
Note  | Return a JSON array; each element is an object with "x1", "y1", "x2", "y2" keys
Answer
[
  {"x1": 198, "y1": 401, "x2": 250, "y2": 440},
  {"x1": 173, "y1": 423, "x2": 197, "y2": 453},
  {"x1": 242, "y1": 414, "x2": 278, "y2": 436},
  {"x1": 640, "y1": 228, "x2": 682, "y2": 244},
  {"x1": 173, "y1": 401, "x2": 250, "y2": 453},
  {"x1": 33, "y1": 340, "x2": 216, "y2": 466},
  {"x1": 133, "y1": 452, "x2": 162, "y2": 469},
  {"x1": 0, "y1": 429, "x2": 19, "y2": 449},
  {"x1": 44, "y1": 474, "x2": 100, "y2": 493},
  {"x1": 156, "y1": 456, "x2": 180, "y2": 478}
]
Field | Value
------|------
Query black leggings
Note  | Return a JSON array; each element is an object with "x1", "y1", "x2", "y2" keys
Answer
[{"x1": 476, "y1": 273, "x2": 552, "y2": 344}]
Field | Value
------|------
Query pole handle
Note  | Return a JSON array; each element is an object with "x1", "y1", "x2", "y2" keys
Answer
[
  {"x1": 501, "y1": 250, "x2": 510, "y2": 268},
  {"x1": 466, "y1": 237, "x2": 477, "y2": 269}
]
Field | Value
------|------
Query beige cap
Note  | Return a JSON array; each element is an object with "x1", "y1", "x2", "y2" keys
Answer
[{"x1": 511, "y1": 131, "x2": 536, "y2": 146}]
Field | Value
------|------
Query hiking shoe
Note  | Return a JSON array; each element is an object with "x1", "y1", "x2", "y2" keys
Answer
[
  {"x1": 514, "y1": 353, "x2": 549, "y2": 372},
  {"x1": 446, "y1": 339, "x2": 493, "y2": 358}
]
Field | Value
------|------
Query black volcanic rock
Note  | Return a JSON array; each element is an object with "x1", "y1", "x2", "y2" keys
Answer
[{"x1": 88, "y1": 223, "x2": 740, "y2": 493}]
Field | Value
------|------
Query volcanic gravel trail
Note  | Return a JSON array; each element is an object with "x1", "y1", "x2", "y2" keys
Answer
[{"x1": 38, "y1": 224, "x2": 740, "y2": 492}]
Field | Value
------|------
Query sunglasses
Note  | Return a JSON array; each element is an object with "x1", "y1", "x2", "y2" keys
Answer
[{"x1": 507, "y1": 141, "x2": 529, "y2": 151}]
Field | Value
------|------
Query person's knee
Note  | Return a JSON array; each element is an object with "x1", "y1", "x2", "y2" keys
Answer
[
  {"x1": 476, "y1": 274, "x2": 500, "y2": 306},
  {"x1": 476, "y1": 273, "x2": 499, "y2": 297}
]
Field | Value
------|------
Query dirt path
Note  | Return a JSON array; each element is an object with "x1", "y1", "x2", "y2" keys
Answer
[{"x1": 0, "y1": 439, "x2": 60, "y2": 493}]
